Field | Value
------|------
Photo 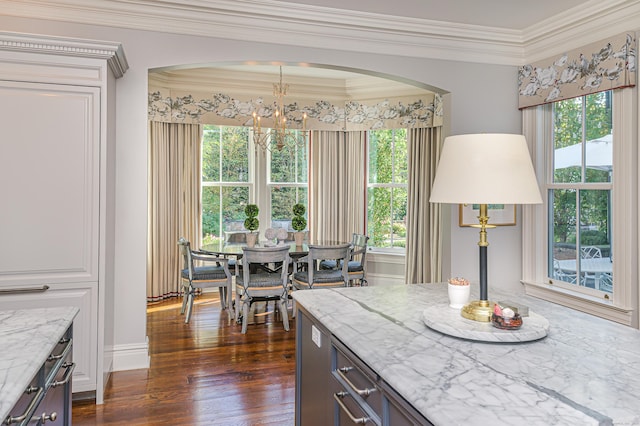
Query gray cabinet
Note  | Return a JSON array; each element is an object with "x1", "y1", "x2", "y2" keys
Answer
[
  {"x1": 5, "y1": 325, "x2": 74, "y2": 426},
  {"x1": 296, "y1": 306, "x2": 432, "y2": 426},
  {"x1": 295, "y1": 308, "x2": 332, "y2": 426}
]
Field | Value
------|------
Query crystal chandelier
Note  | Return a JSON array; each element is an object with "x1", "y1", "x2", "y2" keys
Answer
[{"x1": 252, "y1": 66, "x2": 308, "y2": 154}]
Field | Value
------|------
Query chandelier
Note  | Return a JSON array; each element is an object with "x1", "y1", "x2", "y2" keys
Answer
[{"x1": 252, "y1": 66, "x2": 308, "y2": 154}]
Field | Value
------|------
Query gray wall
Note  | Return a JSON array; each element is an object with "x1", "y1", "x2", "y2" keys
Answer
[{"x1": 0, "y1": 15, "x2": 522, "y2": 368}]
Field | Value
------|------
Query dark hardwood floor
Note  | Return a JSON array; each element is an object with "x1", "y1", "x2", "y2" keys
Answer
[{"x1": 72, "y1": 293, "x2": 296, "y2": 425}]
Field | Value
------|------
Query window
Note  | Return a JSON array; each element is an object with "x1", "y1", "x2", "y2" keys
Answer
[
  {"x1": 548, "y1": 92, "x2": 613, "y2": 295},
  {"x1": 367, "y1": 129, "x2": 408, "y2": 251},
  {"x1": 201, "y1": 125, "x2": 308, "y2": 244},
  {"x1": 522, "y1": 88, "x2": 637, "y2": 325},
  {"x1": 201, "y1": 126, "x2": 251, "y2": 245},
  {"x1": 268, "y1": 133, "x2": 308, "y2": 230}
]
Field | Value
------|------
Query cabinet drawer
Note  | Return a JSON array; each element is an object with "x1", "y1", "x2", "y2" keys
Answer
[
  {"x1": 5, "y1": 375, "x2": 43, "y2": 426},
  {"x1": 333, "y1": 346, "x2": 382, "y2": 420},
  {"x1": 331, "y1": 376, "x2": 380, "y2": 425},
  {"x1": 40, "y1": 343, "x2": 74, "y2": 426}
]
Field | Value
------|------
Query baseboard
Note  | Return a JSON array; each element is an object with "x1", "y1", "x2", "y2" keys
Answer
[{"x1": 111, "y1": 337, "x2": 150, "y2": 371}]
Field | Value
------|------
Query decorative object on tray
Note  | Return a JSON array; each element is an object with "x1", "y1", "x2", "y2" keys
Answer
[
  {"x1": 447, "y1": 277, "x2": 470, "y2": 309},
  {"x1": 422, "y1": 303, "x2": 549, "y2": 343},
  {"x1": 491, "y1": 303, "x2": 523, "y2": 330}
]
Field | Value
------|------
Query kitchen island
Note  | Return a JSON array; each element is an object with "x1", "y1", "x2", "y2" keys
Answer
[
  {"x1": 292, "y1": 283, "x2": 640, "y2": 425},
  {"x1": 0, "y1": 306, "x2": 78, "y2": 424}
]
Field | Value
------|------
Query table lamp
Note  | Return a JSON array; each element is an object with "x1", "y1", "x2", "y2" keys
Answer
[{"x1": 429, "y1": 134, "x2": 542, "y2": 322}]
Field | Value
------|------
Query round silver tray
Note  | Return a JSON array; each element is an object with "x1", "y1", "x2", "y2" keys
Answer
[{"x1": 422, "y1": 304, "x2": 549, "y2": 343}]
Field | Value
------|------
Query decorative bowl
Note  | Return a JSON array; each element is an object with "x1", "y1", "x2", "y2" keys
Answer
[{"x1": 491, "y1": 313, "x2": 523, "y2": 330}]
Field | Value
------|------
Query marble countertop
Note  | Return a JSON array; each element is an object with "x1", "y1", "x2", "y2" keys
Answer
[
  {"x1": 292, "y1": 283, "x2": 640, "y2": 425},
  {"x1": 0, "y1": 306, "x2": 78, "y2": 421}
]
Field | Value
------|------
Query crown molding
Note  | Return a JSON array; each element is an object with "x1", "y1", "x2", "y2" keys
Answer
[
  {"x1": 0, "y1": 0, "x2": 637, "y2": 66},
  {"x1": 0, "y1": 30, "x2": 129, "y2": 77},
  {"x1": 523, "y1": 0, "x2": 640, "y2": 64}
]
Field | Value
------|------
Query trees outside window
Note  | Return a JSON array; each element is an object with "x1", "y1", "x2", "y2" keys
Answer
[
  {"x1": 548, "y1": 91, "x2": 613, "y2": 293},
  {"x1": 269, "y1": 132, "x2": 308, "y2": 230},
  {"x1": 367, "y1": 128, "x2": 408, "y2": 250},
  {"x1": 201, "y1": 125, "x2": 308, "y2": 243},
  {"x1": 201, "y1": 126, "x2": 251, "y2": 244}
]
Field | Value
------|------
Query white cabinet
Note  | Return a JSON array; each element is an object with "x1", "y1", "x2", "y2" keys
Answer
[{"x1": 0, "y1": 32, "x2": 127, "y2": 403}]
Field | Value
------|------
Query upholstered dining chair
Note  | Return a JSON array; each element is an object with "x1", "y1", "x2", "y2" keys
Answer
[
  {"x1": 292, "y1": 243, "x2": 351, "y2": 291},
  {"x1": 320, "y1": 233, "x2": 370, "y2": 285},
  {"x1": 237, "y1": 245, "x2": 291, "y2": 334},
  {"x1": 178, "y1": 238, "x2": 233, "y2": 324}
]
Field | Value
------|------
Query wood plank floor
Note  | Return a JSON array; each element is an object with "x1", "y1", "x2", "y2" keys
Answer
[{"x1": 72, "y1": 293, "x2": 296, "y2": 425}]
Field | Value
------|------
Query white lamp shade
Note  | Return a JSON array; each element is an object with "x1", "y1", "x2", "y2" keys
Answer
[{"x1": 429, "y1": 133, "x2": 542, "y2": 205}]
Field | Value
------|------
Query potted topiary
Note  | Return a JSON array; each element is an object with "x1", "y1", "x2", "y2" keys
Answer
[
  {"x1": 291, "y1": 203, "x2": 307, "y2": 246},
  {"x1": 244, "y1": 204, "x2": 259, "y2": 247}
]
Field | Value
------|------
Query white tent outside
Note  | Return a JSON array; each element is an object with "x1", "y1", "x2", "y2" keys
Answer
[{"x1": 554, "y1": 134, "x2": 612, "y2": 171}]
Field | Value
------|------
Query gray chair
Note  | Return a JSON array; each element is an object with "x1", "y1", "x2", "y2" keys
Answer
[
  {"x1": 178, "y1": 238, "x2": 233, "y2": 323},
  {"x1": 320, "y1": 233, "x2": 370, "y2": 285},
  {"x1": 292, "y1": 243, "x2": 351, "y2": 291},
  {"x1": 237, "y1": 245, "x2": 291, "y2": 334}
]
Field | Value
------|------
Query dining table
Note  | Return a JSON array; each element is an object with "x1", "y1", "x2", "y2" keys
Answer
[
  {"x1": 200, "y1": 239, "x2": 348, "y2": 273},
  {"x1": 556, "y1": 257, "x2": 612, "y2": 290},
  {"x1": 201, "y1": 241, "x2": 310, "y2": 259}
]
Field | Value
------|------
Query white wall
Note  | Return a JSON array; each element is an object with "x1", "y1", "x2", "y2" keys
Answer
[{"x1": 0, "y1": 16, "x2": 523, "y2": 369}]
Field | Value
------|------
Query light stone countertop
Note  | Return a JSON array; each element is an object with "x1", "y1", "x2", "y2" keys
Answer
[
  {"x1": 292, "y1": 283, "x2": 640, "y2": 426},
  {"x1": 0, "y1": 306, "x2": 78, "y2": 422}
]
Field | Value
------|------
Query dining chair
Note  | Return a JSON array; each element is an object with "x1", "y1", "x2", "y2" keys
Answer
[
  {"x1": 580, "y1": 245, "x2": 602, "y2": 287},
  {"x1": 553, "y1": 259, "x2": 577, "y2": 284},
  {"x1": 237, "y1": 245, "x2": 291, "y2": 334},
  {"x1": 581, "y1": 246, "x2": 602, "y2": 259},
  {"x1": 320, "y1": 233, "x2": 370, "y2": 285},
  {"x1": 178, "y1": 238, "x2": 233, "y2": 324},
  {"x1": 292, "y1": 243, "x2": 351, "y2": 291}
]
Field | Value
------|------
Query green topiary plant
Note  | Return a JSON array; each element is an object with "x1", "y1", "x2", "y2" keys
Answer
[
  {"x1": 244, "y1": 204, "x2": 259, "y2": 232},
  {"x1": 291, "y1": 203, "x2": 307, "y2": 231}
]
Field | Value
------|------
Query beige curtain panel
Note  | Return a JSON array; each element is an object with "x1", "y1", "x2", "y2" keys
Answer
[
  {"x1": 404, "y1": 127, "x2": 442, "y2": 284},
  {"x1": 147, "y1": 121, "x2": 202, "y2": 301},
  {"x1": 309, "y1": 130, "x2": 366, "y2": 243},
  {"x1": 518, "y1": 32, "x2": 636, "y2": 109}
]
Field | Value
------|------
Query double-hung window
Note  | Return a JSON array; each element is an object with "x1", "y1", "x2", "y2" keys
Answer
[
  {"x1": 523, "y1": 88, "x2": 637, "y2": 325},
  {"x1": 201, "y1": 125, "x2": 308, "y2": 244},
  {"x1": 267, "y1": 133, "x2": 308, "y2": 229},
  {"x1": 367, "y1": 128, "x2": 408, "y2": 251},
  {"x1": 201, "y1": 126, "x2": 252, "y2": 244},
  {"x1": 548, "y1": 92, "x2": 613, "y2": 295}
]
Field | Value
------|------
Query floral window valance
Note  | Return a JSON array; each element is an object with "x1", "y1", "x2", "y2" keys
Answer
[
  {"x1": 148, "y1": 88, "x2": 443, "y2": 130},
  {"x1": 518, "y1": 32, "x2": 636, "y2": 109}
]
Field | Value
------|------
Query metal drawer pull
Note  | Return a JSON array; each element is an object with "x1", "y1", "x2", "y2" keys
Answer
[
  {"x1": 333, "y1": 392, "x2": 370, "y2": 424},
  {"x1": 0, "y1": 285, "x2": 49, "y2": 295},
  {"x1": 3, "y1": 387, "x2": 44, "y2": 425},
  {"x1": 35, "y1": 412, "x2": 57, "y2": 424},
  {"x1": 336, "y1": 367, "x2": 377, "y2": 397},
  {"x1": 47, "y1": 338, "x2": 73, "y2": 363},
  {"x1": 51, "y1": 362, "x2": 75, "y2": 388}
]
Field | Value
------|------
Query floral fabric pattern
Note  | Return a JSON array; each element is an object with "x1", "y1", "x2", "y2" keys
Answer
[
  {"x1": 518, "y1": 32, "x2": 636, "y2": 109},
  {"x1": 148, "y1": 88, "x2": 443, "y2": 130}
]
